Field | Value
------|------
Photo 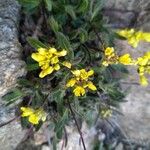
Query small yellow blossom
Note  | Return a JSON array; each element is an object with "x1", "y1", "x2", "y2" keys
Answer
[
  {"x1": 21, "y1": 107, "x2": 47, "y2": 125},
  {"x1": 102, "y1": 47, "x2": 134, "y2": 66},
  {"x1": 117, "y1": 29, "x2": 150, "y2": 48},
  {"x1": 66, "y1": 69, "x2": 97, "y2": 97},
  {"x1": 139, "y1": 75, "x2": 148, "y2": 86},
  {"x1": 118, "y1": 54, "x2": 132, "y2": 65},
  {"x1": 136, "y1": 51, "x2": 150, "y2": 86},
  {"x1": 31, "y1": 47, "x2": 69, "y2": 78},
  {"x1": 104, "y1": 47, "x2": 114, "y2": 56}
]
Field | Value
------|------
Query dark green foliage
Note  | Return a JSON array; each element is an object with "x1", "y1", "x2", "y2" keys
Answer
[{"x1": 14, "y1": 0, "x2": 128, "y2": 148}]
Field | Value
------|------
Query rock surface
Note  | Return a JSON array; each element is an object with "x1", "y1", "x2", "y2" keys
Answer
[
  {"x1": 116, "y1": 41, "x2": 150, "y2": 143},
  {"x1": 0, "y1": 0, "x2": 26, "y2": 149},
  {"x1": 103, "y1": 0, "x2": 150, "y2": 144},
  {"x1": 0, "y1": 0, "x2": 150, "y2": 149},
  {"x1": 104, "y1": 0, "x2": 150, "y2": 30}
]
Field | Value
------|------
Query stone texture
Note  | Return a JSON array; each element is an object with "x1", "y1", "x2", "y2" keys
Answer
[
  {"x1": 115, "y1": 41, "x2": 150, "y2": 142},
  {"x1": 103, "y1": 0, "x2": 150, "y2": 30},
  {"x1": 0, "y1": 0, "x2": 26, "y2": 149}
]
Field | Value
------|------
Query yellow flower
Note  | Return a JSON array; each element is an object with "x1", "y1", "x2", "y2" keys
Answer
[
  {"x1": 66, "y1": 69, "x2": 97, "y2": 96},
  {"x1": 139, "y1": 75, "x2": 148, "y2": 86},
  {"x1": 31, "y1": 47, "x2": 68, "y2": 78},
  {"x1": 119, "y1": 54, "x2": 132, "y2": 65},
  {"x1": 117, "y1": 29, "x2": 150, "y2": 48},
  {"x1": 136, "y1": 51, "x2": 150, "y2": 86},
  {"x1": 73, "y1": 86, "x2": 85, "y2": 97},
  {"x1": 102, "y1": 61, "x2": 109, "y2": 66},
  {"x1": 62, "y1": 61, "x2": 72, "y2": 69},
  {"x1": 102, "y1": 47, "x2": 135, "y2": 66},
  {"x1": 104, "y1": 47, "x2": 114, "y2": 56},
  {"x1": 21, "y1": 107, "x2": 47, "y2": 125}
]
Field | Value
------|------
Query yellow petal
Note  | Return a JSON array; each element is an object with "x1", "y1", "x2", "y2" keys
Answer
[
  {"x1": 21, "y1": 107, "x2": 34, "y2": 117},
  {"x1": 104, "y1": 47, "x2": 114, "y2": 56},
  {"x1": 141, "y1": 32, "x2": 150, "y2": 42},
  {"x1": 73, "y1": 86, "x2": 85, "y2": 97},
  {"x1": 139, "y1": 75, "x2": 148, "y2": 86},
  {"x1": 39, "y1": 66, "x2": 54, "y2": 78},
  {"x1": 51, "y1": 56, "x2": 59, "y2": 64},
  {"x1": 62, "y1": 61, "x2": 72, "y2": 69},
  {"x1": 87, "y1": 81, "x2": 97, "y2": 91},
  {"x1": 144, "y1": 52, "x2": 150, "y2": 59},
  {"x1": 119, "y1": 54, "x2": 132, "y2": 65},
  {"x1": 54, "y1": 64, "x2": 60, "y2": 70},
  {"x1": 138, "y1": 66, "x2": 145, "y2": 76},
  {"x1": 128, "y1": 37, "x2": 140, "y2": 48},
  {"x1": 36, "y1": 109, "x2": 47, "y2": 122},
  {"x1": 102, "y1": 61, "x2": 109, "y2": 66},
  {"x1": 57, "y1": 50, "x2": 67, "y2": 57},
  {"x1": 37, "y1": 48, "x2": 47, "y2": 55},
  {"x1": 137, "y1": 57, "x2": 148, "y2": 66},
  {"x1": 66, "y1": 78, "x2": 76, "y2": 87},
  {"x1": 49, "y1": 48, "x2": 57, "y2": 54},
  {"x1": 80, "y1": 69, "x2": 89, "y2": 80},
  {"x1": 29, "y1": 114, "x2": 39, "y2": 124},
  {"x1": 117, "y1": 29, "x2": 135, "y2": 38},
  {"x1": 31, "y1": 53, "x2": 46, "y2": 62},
  {"x1": 71, "y1": 70, "x2": 81, "y2": 77},
  {"x1": 87, "y1": 70, "x2": 94, "y2": 77}
]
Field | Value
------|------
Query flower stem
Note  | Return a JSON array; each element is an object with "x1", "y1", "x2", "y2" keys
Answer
[{"x1": 67, "y1": 99, "x2": 86, "y2": 150}]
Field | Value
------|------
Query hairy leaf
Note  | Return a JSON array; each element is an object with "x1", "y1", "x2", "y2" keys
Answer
[{"x1": 27, "y1": 37, "x2": 48, "y2": 49}]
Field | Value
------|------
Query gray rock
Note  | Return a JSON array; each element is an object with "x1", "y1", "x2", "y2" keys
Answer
[
  {"x1": 0, "y1": 0, "x2": 26, "y2": 149},
  {"x1": 116, "y1": 40, "x2": 150, "y2": 142},
  {"x1": 104, "y1": 0, "x2": 150, "y2": 30}
]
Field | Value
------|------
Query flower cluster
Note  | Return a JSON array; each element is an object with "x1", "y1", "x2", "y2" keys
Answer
[
  {"x1": 102, "y1": 47, "x2": 134, "y2": 66},
  {"x1": 21, "y1": 107, "x2": 47, "y2": 125},
  {"x1": 117, "y1": 29, "x2": 150, "y2": 48},
  {"x1": 31, "y1": 48, "x2": 71, "y2": 78},
  {"x1": 136, "y1": 52, "x2": 150, "y2": 86},
  {"x1": 66, "y1": 69, "x2": 97, "y2": 96}
]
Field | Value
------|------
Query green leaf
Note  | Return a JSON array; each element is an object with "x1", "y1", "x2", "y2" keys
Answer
[
  {"x1": 17, "y1": 0, "x2": 41, "y2": 13},
  {"x1": 52, "y1": 89, "x2": 65, "y2": 103},
  {"x1": 18, "y1": 78, "x2": 32, "y2": 87},
  {"x1": 48, "y1": 16, "x2": 59, "y2": 33},
  {"x1": 2, "y1": 89, "x2": 23, "y2": 106},
  {"x1": 90, "y1": 0, "x2": 104, "y2": 21},
  {"x1": 79, "y1": 28, "x2": 88, "y2": 43},
  {"x1": 26, "y1": 63, "x2": 39, "y2": 71},
  {"x1": 44, "y1": 0, "x2": 52, "y2": 11},
  {"x1": 55, "y1": 109, "x2": 68, "y2": 139},
  {"x1": 35, "y1": 121, "x2": 43, "y2": 131},
  {"x1": 27, "y1": 37, "x2": 48, "y2": 49},
  {"x1": 56, "y1": 32, "x2": 74, "y2": 60},
  {"x1": 65, "y1": 5, "x2": 76, "y2": 20},
  {"x1": 77, "y1": 0, "x2": 89, "y2": 13},
  {"x1": 21, "y1": 117, "x2": 30, "y2": 128}
]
